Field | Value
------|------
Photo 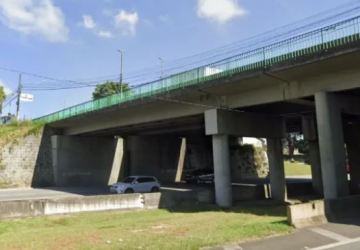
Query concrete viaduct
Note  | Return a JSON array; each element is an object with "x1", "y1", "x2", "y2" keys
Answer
[{"x1": 37, "y1": 16, "x2": 360, "y2": 208}]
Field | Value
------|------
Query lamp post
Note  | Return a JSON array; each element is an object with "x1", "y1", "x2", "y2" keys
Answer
[
  {"x1": 158, "y1": 57, "x2": 164, "y2": 79},
  {"x1": 118, "y1": 50, "x2": 124, "y2": 97}
]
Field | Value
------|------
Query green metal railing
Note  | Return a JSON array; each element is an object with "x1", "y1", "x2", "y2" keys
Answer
[{"x1": 35, "y1": 16, "x2": 360, "y2": 123}]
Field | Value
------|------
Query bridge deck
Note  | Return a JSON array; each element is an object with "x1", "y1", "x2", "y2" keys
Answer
[{"x1": 35, "y1": 16, "x2": 360, "y2": 124}]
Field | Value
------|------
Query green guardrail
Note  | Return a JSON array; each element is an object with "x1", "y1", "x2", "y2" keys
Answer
[{"x1": 35, "y1": 16, "x2": 360, "y2": 123}]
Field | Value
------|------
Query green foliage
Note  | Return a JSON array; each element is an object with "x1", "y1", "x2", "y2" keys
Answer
[
  {"x1": 0, "y1": 120, "x2": 45, "y2": 146},
  {"x1": 92, "y1": 81, "x2": 130, "y2": 100},
  {"x1": 0, "y1": 86, "x2": 6, "y2": 114}
]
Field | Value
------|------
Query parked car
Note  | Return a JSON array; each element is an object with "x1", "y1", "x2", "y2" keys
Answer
[
  {"x1": 184, "y1": 168, "x2": 214, "y2": 184},
  {"x1": 110, "y1": 176, "x2": 160, "y2": 194}
]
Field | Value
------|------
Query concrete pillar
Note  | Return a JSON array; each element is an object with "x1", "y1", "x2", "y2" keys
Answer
[
  {"x1": 267, "y1": 138, "x2": 287, "y2": 202},
  {"x1": 344, "y1": 123, "x2": 360, "y2": 193},
  {"x1": 175, "y1": 138, "x2": 186, "y2": 183},
  {"x1": 308, "y1": 142, "x2": 323, "y2": 195},
  {"x1": 107, "y1": 137, "x2": 124, "y2": 185},
  {"x1": 315, "y1": 92, "x2": 349, "y2": 199},
  {"x1": 302, "y1": 115, "x2": 323, "y2": 196},
  {"x1": 212, "y1": 135, "x2": 232, "y2": 208}
]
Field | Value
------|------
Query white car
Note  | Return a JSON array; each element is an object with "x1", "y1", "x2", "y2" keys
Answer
[{"x1": 110, "y1": 176, "x2": 160, "y2": 194}]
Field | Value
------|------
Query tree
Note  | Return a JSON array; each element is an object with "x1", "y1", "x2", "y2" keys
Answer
[
  {"x1": 92, "y1": 81, "x2": 130, "y2": 100},
  {"x1": 0, "y1": 86, "x2": 6, "y2": 115}
]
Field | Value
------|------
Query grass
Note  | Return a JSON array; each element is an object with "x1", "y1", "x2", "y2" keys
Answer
[
  {"x1": 284, "y1": 161, "x2": 311, "y2": 177},
  {"x1": 0, "y1": 203, "x2": 292, "y2": 250},
  {"x1": 0, "y1": 121, "x2": 44, "y2": 146}
]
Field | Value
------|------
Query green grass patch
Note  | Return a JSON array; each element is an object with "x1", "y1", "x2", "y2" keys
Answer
[
  {"x1": 285, "y1": 161, "x2": 311, "y2": 176},
  {"x1": 0, "y1": 204, "x2": 292, "y2": 250},
  {"x1": 0, "y1": 121, "x2": 44, "y2": 146}
]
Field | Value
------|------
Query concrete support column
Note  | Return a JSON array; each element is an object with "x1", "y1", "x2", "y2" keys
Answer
[
  {"x1": 107, "y1": 137, "x2": 124, "y2": 185},
  {"x1": 302, "y1": 115, "x2": 323, "y2": 196},
  {"x1": 175, "y1": 138, "x2": 186, "y2": 183},
  {"x1": 212, "y1": 135, "x2": 232, "y2": 208},
  {"x1": 308, "y1": 142, "x2": 323, "y2": 195},
  {"x1": 267, "y1": 138, "x2": 287, "y2": 202},
  {"x1": 344, "y1": 123, "x2": 360, "y2": 193},
  {"x1": 315, "y1": 92, "x2": 348, "y2": 199}
]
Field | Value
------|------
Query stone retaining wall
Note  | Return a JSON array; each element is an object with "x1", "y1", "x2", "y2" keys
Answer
[{"x1": 0, "y1": 128, "x2": 53, "y2": 188}]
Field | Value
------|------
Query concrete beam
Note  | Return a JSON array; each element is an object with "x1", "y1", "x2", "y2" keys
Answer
[
  {"x1": 205, "y1": 109, "x2": 284, "y2": 138},
  {"x1": 315, "y1": 92, "x2": 348, "y2": 199}
]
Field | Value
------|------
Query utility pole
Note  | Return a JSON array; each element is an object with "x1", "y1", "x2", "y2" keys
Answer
[
  {"x1": 16, "y1": 74, "x2": 22, "y2": 120},
  {"x1": 118, "y1": 49, "x2": 124, "y2": 97},
  {"x1": 158, "y1": 57, "x2": 164, "y2": 79}
]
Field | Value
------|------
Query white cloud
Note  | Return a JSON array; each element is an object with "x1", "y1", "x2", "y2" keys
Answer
[
  {"x1": 158, "y1": 14, "x2": 171, "y2": 24},
  {"x1": 114, "y1": 10, "x2": 139, "y2": 36},
  {"x1": 0, "y1": 80, "x2": 11, "y2": 95},
  {"x1": 97, "y1": 30, "x2": 112, "y2": 38},
  {"x1": 197, "y1": 0, "x2": 246, "y2": 24},
  {"x1": 82, "y1": 15, "x2": 96, "y2": 29},
  {"x1": 0, "y1": 0, "x2": 69, "y2": 42}
]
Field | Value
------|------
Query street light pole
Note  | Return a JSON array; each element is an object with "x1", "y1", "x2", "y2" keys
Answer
[
  {"x1": 158, "y1": 57, "x2": 164, "y2": 79},
  {"x1": 16, "y1": 74, "x2": 22, "y2": 120},
  {"x1": 118, "y1": 50, "x2": 124, "y2": 97}
]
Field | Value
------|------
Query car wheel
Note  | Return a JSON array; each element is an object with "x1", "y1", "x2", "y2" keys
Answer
[
  {"x1": 124, "y1": 188, "x2": 134, "y2": 194},
  {"x1": 151, "y1": 187, "x2": 160, "y2": 193}
]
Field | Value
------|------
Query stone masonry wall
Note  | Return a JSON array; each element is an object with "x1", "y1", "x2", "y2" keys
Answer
[
  {"x1": 231, "y1": 144, "x2": 269, "y2": 180},
  {"x1": 0, "y1": 128, "x2": 53, "y2": 188}
]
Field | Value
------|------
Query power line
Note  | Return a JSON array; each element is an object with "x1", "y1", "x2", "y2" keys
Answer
[{"x1": 1, "y1": 0, "x2": 360, "y2": 93}]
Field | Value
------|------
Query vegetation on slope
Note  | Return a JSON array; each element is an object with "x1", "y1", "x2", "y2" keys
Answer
[{"x1": 0, "y1": 121, "x2": 45, "y2": 146}]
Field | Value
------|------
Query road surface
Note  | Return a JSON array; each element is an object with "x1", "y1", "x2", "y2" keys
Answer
[{"x1": 203, "y1": 219, "x2": 360, "y2": 250}]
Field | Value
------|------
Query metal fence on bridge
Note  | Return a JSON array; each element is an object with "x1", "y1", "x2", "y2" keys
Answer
[{"x1": 35, "y1": 16, "x2": 360, "y2": 123}]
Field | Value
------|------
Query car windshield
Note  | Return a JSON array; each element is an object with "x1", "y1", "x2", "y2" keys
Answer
[{"x1": 122, "y1": 177, "x2": 135, "y2": 183}]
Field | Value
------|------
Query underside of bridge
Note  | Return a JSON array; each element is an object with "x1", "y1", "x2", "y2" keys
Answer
[{"x1": 44, "y1": 47, "x2": 360, "y2": 208}]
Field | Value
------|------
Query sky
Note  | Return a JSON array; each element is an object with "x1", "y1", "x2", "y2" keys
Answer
[{"x1": 0, "y1": 0, "x2": 355, "y2": 119}]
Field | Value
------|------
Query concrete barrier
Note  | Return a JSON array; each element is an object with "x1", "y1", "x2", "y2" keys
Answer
[
  {"x1": 43, "y1": 194, "x2": 144, "y2": 215},
  {"x1": 0, "y1": 193, "x2": 158, "y2": 219},
  {"x1": 0, "y1": 189, "x2": 215, "y2": 219},
  {"x1": 287, "y1": 200, "x2": 327, "y2": 228},
  {"x1": 0, "y1": 200, "x2": 44, "y2": 219},
  {"x1": 0, "y1": 184, "x2": 270, "y2": 219}
]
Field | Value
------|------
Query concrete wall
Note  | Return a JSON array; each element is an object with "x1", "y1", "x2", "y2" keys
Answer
[
  {"x1": 185, "y1": 136, "x2": 213, "y2": 171},
  {"x1": 52, "y1": 135, "x2": 123, "y2": 187},
  {"x1": 0, "y1": 128, "x2": 54, "y2": 188},
  {"x1": 126, "y1": 136, "x2": 183, "y2": 183}
]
